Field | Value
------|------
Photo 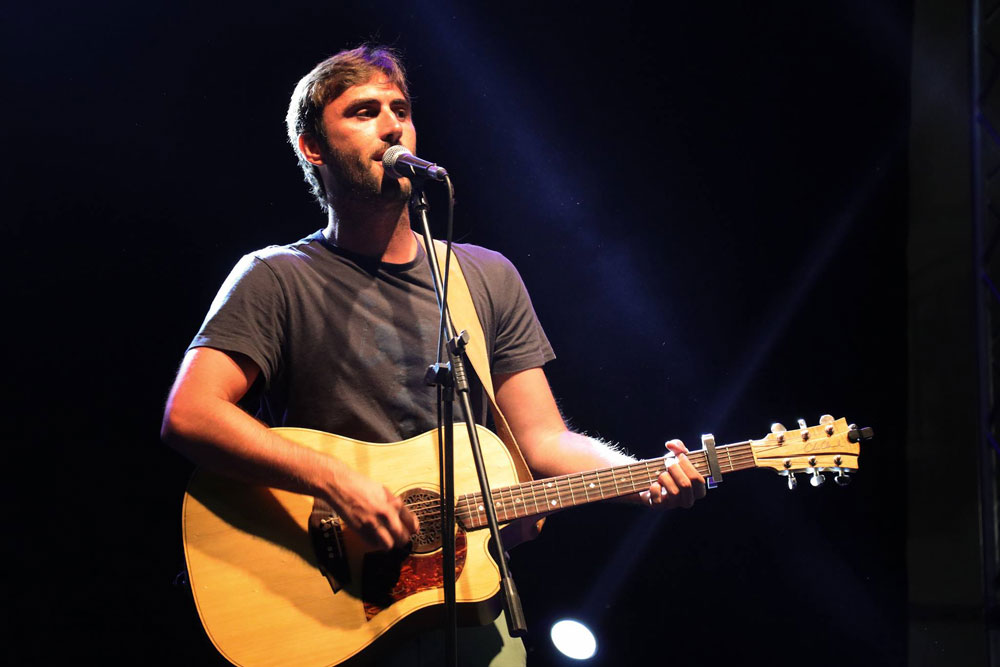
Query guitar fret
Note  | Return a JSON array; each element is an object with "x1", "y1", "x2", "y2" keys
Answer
[
  {"x1": 464, "y1": 494, "x2": 474, "y2": 529},
  {"x1": 459, "y1": 493, "x2": 471, "y2": 528},
  {"x1": 493, "y1": 488, "x2": 504, "y2": 522},
  {"x1": 546, "y1": 479, "x2": 559, "y2": 509},
  {"x1": 691, "y1": 451, "x2": 707, "y2": 477},
  {"x1": 499, "y1": 486, "x2": 508, "y2": 521}
]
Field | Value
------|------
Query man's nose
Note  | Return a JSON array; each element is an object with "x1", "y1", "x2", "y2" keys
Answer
[{"x1": 378, "y1": 109, "x2": 403, "y2": 144}]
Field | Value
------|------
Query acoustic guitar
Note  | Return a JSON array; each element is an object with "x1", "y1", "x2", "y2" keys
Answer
[{"x1": 182, "y1": 416, "x2": 869, "y2": 666}]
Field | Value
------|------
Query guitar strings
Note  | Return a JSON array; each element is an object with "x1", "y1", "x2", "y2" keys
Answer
[
  {"x1": 400, "y1": 450, "x2": 759, "y2": 527},
  {"x1": 401, "y1": 429, "x2": 843, "y2": 523},
  {"x1": 397, "y1": 429, "x2": 850, "y2": 528},
  {"x1": 407, "y1": 459, "x2": 764, "y2": 526},
  {"x1": 400, "y1": 450, "x2": 759, "y2": 516}
]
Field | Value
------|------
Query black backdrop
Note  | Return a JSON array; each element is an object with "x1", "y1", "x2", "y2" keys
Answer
[{"x1": 5, "y1": 1, "x2": 910, "y2": 665}]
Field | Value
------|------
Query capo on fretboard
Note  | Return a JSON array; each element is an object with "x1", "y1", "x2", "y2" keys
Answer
[{"x1": 700, "y1": 434, "x2": 723, "y2": 489}]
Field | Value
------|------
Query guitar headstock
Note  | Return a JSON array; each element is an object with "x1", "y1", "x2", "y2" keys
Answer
[{"x1": 750, "y1": 415, "x2": 873, "y2": 489}]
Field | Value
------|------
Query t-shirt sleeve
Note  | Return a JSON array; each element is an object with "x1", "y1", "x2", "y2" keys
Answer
[
  {"x1": 187, "y1": 253, "x2": 286, "y2": 384},
  {"x1": 475, "y1": 251, "x2": 556, "y2": 376}
]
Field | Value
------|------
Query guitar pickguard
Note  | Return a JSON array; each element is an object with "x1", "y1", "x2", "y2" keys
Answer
[{"x1": 361, "y1": 530, "x2": 467, "y2": 620}]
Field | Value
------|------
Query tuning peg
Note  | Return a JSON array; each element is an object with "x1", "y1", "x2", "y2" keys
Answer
[
  {"x1": 810, "y1": 469, "x2": 825, "y2": 487},
  {"x1": 848, "y1": 425, "x2": 875, "y2": 443},
  {"x1": 819, "y1": 414, "x2": 834, "y2": 425},
  {"x1": 786, "y1": 473, "x2": 798, "y2": 490},
  {"x1": 797, "y1": 418, "x2": 807, "y2": 429},
  {"x1": 771, "y1": 423, "x2": 786, "y2": 434},
  {"x1": 834, "y1": 471, "x2": 851, "y2": 486}
]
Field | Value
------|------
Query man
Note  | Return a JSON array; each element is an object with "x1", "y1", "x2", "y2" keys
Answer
[{"x1": 161, "y1": 45, "x2": 706, "y2": 666}]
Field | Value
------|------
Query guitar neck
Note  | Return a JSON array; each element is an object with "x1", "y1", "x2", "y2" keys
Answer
[{"x1": 455, "y1": 441, "x2": 757, "y2": 530}]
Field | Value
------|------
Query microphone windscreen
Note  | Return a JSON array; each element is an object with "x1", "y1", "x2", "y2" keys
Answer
[{"x1": 382, "y1": 145, "x2": 412, "y2": 177}]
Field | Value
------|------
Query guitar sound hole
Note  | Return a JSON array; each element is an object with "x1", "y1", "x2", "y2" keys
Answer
[{"x1": 401, "y1": 488, "x2": 443, "y2": 554}]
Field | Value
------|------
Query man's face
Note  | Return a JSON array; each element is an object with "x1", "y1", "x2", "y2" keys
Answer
[{"x1": 316, "y1": 73, "x2": 416, "y2": 204}]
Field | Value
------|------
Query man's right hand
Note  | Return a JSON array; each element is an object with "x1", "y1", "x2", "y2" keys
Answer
[
  {"x1": 162, "y1": 347, "x2": 419, "y2": 553},
  {"x1": 326, "y1": 466, "x2": 420, "y2": 552}
]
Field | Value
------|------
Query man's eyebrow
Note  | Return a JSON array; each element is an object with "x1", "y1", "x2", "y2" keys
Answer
[
  {"x1": 342, "y1": 98, "x2": 379, "y2": 112},
  {"x1": 342, "y1": 97, "x2": 410, "y2": 113}
]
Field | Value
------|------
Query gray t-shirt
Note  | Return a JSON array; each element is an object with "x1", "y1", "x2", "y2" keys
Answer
[{"x1": 189, "y1": 230, "x2": 555, "y2": 443}]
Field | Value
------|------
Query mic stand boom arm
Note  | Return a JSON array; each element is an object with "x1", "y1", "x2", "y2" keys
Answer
[{"x1": 410, "y1": 182, "x2": 528, "y2": 667}]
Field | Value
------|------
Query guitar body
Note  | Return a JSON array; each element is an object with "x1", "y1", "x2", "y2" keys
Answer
[{"x1": 182, "y1": 425, "x2": 524, "y2": 667}]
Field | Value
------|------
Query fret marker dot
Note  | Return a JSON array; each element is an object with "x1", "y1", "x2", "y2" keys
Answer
[{"x1": 551, "y1": 500, "x2": 558, "y2": 506}]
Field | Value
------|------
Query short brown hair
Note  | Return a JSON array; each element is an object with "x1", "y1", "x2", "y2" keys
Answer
[{"x1": 286, "y1": 45, "x2": 410, "y2": 211}]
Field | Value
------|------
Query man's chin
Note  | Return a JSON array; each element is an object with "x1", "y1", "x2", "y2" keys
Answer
[{"x1": 379, "y1": 175, "x2": 412, "y2": 203}]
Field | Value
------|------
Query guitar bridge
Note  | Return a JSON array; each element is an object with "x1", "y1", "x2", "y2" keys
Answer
[{"x1": 309, "y1": 499, "x2": 350, "y2": 592}]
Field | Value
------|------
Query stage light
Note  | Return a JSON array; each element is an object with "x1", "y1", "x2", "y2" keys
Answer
[{"x1": 550, "y1": 619, "x2": 597, "y2": 660}]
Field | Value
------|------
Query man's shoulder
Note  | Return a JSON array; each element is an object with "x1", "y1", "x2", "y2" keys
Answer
[
  {"x1": 450, "y1": 242, "x2": 518, "y2": 275},
  {"x1": 447, "y1": 242, "x2": 532, "y2": 305},
  {"x1": 244, "y1": 230, "x2": 326, "y2": 269}
]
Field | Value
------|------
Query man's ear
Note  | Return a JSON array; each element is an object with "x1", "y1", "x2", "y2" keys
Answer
[{"x1": 298, "y1": 133, "x2": 325, "y2": 166}]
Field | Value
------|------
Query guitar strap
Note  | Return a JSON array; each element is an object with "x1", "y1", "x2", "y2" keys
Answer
[{"x1": 417, "y1": 236, "x2": 535, "y2": 485}]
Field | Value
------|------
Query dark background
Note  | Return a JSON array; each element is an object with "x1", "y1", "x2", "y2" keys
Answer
[{"x1": 6, "y1": 1, "x2": 914, "y2": 665}]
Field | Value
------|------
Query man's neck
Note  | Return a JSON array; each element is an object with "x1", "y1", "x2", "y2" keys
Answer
[{"x1": 322, "y1": 200, "x2": 417, "y2": 264}]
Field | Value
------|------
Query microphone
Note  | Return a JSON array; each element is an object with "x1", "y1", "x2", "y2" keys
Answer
[{"x1": 382, "y1": 145, "x2": 448, "y2": 182}]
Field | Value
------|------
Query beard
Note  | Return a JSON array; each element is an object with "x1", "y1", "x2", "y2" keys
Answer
[{"x1": 323, "y1": 142, "x2": 412, "y2": 208}]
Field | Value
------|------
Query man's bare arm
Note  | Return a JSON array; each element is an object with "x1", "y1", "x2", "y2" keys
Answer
[
  {"x1": 161, "y1": 347, "x2": 418, "y2": 549},
  {"x1": 494, "y1": 368, "x2": 706, "y2": 509}
]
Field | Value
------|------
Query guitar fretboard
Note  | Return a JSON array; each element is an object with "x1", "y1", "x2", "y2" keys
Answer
[{"x1": 453, "y1": 441, "x2": 756, "y2": 530}]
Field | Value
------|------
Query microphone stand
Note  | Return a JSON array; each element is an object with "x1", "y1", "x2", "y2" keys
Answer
[{"x1": 410, "y1": 178, "x2": 527, "y2": 667}]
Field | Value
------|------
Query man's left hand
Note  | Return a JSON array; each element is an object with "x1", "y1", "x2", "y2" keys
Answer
[{"x1": 641, "y1": 439, "x2": 707, "y2": 509}]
